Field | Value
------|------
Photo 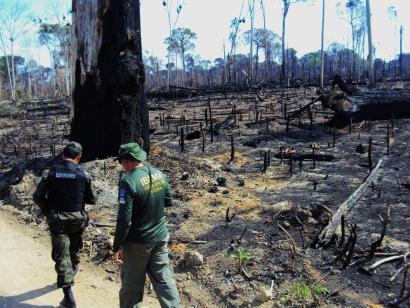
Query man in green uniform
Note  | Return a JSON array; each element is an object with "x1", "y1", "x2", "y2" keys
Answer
[
  {"x1": 112, "y1": 142, "x2": 180, "y2": 308},
  {"x1": 33, "y1": 142, "x2": 96, "y2": 308}
]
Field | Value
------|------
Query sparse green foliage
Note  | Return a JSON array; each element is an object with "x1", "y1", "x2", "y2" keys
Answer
[
  {"x1": 311, "y1": 284, "x2": 329, "y2": 298},
  {"x1": 164, "y1": 27, "x2": 196, "y2": 73},
  {"x1": 291, "y1": 282, "x2": 312, "y2": 298},
  {"x1": 230, "y1": 248, "x2": 252, "y2": 273},
  {"x1": 278, "y1": 282, "x2": 329, "y2": 306}
]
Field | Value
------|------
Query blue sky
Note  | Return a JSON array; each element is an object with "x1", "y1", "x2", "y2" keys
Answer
[{"x1": 10, "y1": 0, "x2": 410, "y2": 67}]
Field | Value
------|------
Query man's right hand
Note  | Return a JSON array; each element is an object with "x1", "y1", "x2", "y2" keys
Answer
[{"x1": 113, "y1": 250, "x2": 123, "y2": 267}]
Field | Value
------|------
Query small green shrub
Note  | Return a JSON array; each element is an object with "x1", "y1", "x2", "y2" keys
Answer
[
  {"x1": 291, "y1": 282, "x2": 312, "y2": 298},
  {"x1": 277, "y1": 282, "x2": 329, "y2": 306},
  {"x1": 230, "y1": 249, "x2": 253, "y2": 273}
]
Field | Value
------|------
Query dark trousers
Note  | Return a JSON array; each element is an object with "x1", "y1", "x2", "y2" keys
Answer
[
  {"x1": 51, "y1": 230, "x2": 83, "y2": 288},
  {"x1": 48, "y1": 211, "x2": 87, "y2": 288}
]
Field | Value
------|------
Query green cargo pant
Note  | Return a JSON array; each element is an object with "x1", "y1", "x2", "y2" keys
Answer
[
  {"x1": 48, "y1": 211, "x2": 87, "y2": 288},
  {"x1": 120, "y1": 239, "x2": 181, "y2": 308}
]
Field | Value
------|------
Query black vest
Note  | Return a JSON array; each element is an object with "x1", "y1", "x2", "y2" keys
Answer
[{"x1": 47, "y1": 161, "x2": 87, "y2": 212}]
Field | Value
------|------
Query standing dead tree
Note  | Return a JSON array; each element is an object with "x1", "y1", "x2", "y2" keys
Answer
[
  {"x1": 70, "y1": 0, "x2": 150, "y2": 160},
  {"x1": 0, "y1": 1, "x2": 31, "y2": 101},
  {"x1": 280, "y1": 0, "x2": 307, "y2": 85},
  {"x1": 365, "y1": 0, "x2": 374, "y2": 87}
]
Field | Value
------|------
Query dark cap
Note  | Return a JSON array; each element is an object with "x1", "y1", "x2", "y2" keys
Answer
[
  {"x1": 117, "y1": 142, "x2": 147, "y2": 162},
  {"x1": 63, "y1": 141, "x2": 82, "y2": 157}
]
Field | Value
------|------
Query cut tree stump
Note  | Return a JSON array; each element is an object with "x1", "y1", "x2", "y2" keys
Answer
[{"x1": 318, "y1": 159, "x2": 383, "y2": 246}]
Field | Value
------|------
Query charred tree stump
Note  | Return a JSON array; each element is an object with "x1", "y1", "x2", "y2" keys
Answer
[
  {"x1": 14, "y1": 145, "x2": 19, "y2": 158},
  {"x1": 280, "y1": 146, "x2": 284, "y2": 165},
  {"x1": 263, "y1": 151, "x2": 268, "y2": 174},
  {"x1": 208, "y1": 100, "x2": 214, "y2": 143},
  {"x1": 309, "y1": 107, "x2": 313, "y2": 130},
  {"x1": 200, "y1": 122, "x2": 205, "y2": 153},
  {"x1": 391, "y1": 113, "x2": 395, "y2": 136},
  {"x1": 70, "y1": 0, "x2": 150, "y2": 160},
  {"x1": 230, "y1": 136, "x2": 235, "y2": 162},
  {"x1": 368, "y1": 137, "x2": 373, "y2": 171},
  {"x1": 368, "y1": 207, "x2": 391, "y2": 260},
  {"x1": 342, "y1": 224, "x2": 357, "y2": 269},
  {"x1": 289, "y1": 152, "x2": 294, "y2": 177},
  {"x1": 180, "y1": 128, "x2": 185, "y2": 153},
  {"x1": 386, "y1": 122, "x2": 390, "y2": 155}
]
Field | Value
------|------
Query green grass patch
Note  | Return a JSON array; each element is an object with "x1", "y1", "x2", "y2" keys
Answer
[{"x1": 278, "y1": 282, "x2": 329, "y2": 306}]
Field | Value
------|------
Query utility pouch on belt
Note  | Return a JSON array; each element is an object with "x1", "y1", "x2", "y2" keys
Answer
[{"x1": 48, "y1": 211, "x2": 88, "y2": 234}]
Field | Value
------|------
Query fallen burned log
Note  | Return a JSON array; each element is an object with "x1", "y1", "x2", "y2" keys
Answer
[
  {"x1": 330, "y1": 89, "x2": 410, "y2": 127},
  {"x1": 318, "y1": 158, "x2": 383, "y2": 246}
]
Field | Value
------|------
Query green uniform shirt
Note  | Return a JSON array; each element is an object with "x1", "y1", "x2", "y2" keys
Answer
[{"x1": 112, "y1": 165, "x2": 173, "y2": 252}]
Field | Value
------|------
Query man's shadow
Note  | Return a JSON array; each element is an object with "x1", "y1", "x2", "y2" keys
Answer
[{"x1": 0, "y1": 283, "x2": 56, "y2": 307}]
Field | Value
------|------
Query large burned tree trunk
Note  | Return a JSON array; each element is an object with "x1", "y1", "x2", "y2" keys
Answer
[
  {"x1": 319, "y1": 78, "x2": 410, "y2": 127},
  {"x1": 331, "y1": 89, "x2": 410, "y2": 127},
  {"x1": 70, "y1": 0, "x2": 149, "y2": 160}
]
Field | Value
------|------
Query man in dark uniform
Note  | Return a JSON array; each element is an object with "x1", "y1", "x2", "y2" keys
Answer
[
  {"x1": 33, "y1": 141, "x2": 96, "y2": 308},
  {"x1": 112, "y1": 142, "x2": 180, "y2": 308}
]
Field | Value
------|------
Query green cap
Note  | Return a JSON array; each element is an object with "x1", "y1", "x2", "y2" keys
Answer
[{"x1": 117, "y1": 142, "x2": 147, "y2": 162}]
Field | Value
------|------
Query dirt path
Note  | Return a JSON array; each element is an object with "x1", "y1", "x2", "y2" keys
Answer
[{"x1": 0, "y1": 211, "x2": 159, "y2": 308}]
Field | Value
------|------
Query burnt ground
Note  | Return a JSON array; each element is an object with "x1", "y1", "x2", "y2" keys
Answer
[{"x1": 0, "y1": 84, "x2": 409, "y2": 307}]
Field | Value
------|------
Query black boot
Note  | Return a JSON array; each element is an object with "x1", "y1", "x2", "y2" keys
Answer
[{"x1": 60, "y1": 287, "x2": 77, "y2": 308}]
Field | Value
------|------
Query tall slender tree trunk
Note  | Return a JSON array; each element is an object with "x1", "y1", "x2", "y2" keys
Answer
[
  {"x1": 0, "y1": 35, "x2": 14, "y2": 100},
  {"x1": 181, "y1": 49, "x2": 186, "y2": 85},
  {"x1": 71, "y1": 0, "x2": 150, "y2": 160},
  {"x1": 281, "y1": 6, "x2": 288, "y2": 84},
  {"x1": 254, "y1": 46, "x2": 259, "y2": 82},
  {"x1": 399, "y1": 25, "x2": 403, "y2": 78},
  {"x1": 27, "y1": 71, "x2": 32, "y2": 99},
  {"x1": 319, "y1": 0, "x2": 325, "y2": 89},
  {"x1": 365, "y1": 0, "x2": 374, "y2": 87},
  {"x1": 248, "y1": 0, "x2": 255, "y2": 87},
  {"x1": 260, "y1": 0, "x2": 268, "y2": 83},
  {"x1": 5, "y1": 55, "x2": 13, "y2": 100},
  {"x1": 65, "y1": 45, "x2": 71, "y2": 96},
  {"x1": 350, "y1": 23, "x2": 355, "y2": 80},
  {"x1": 222, "y1": 43, "x2": 226, "y2": 89},
  {"x1": 11, "y1": 40, "x2": 17, "y2": 101}
]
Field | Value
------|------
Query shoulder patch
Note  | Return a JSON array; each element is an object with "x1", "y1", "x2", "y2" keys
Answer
[{"x1": 119, "y1": 188, "x2": 126, "y2": 204}]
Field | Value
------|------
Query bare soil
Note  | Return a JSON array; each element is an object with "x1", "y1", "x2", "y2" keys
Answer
[{"x1": 0, "y1": 208, "x2": 159, "y2": 308}]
